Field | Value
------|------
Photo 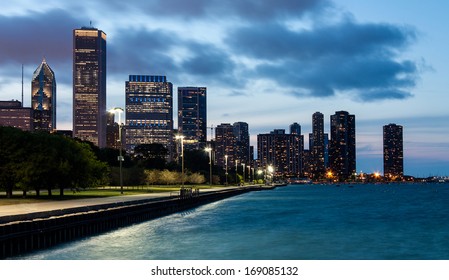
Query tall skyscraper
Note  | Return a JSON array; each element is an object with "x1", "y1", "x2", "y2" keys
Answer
[
  {"x1": 73, "y1": 27, "x2": 107, "y2": 147},
  {"x1": 257, "y1": 129, "x2": 302, "y2": 177},
  {"x1": 177, "y1": 87, "x2": 207, "y2": 150},
  {"x1": 125, "y1": 75, "x2": 173, "y2": 157},
  {"x1": 312, "y1": 112, "x2": 325, "y2": 177},
  {"x1": 330, "y1": 111, "x2": 356, "y2": 180},
  {"x1": 383, "y1": 123, "x2": 404, "y2": 179},
  {"x1": 215, "y1": 123, "x2": 236, "y2": 167},
  {"x1": 31, "y1": 58, "x2": 56, "y2": 131},
  {"x1": 233, "y1": 122, "x2": 250, "y2": 165}
]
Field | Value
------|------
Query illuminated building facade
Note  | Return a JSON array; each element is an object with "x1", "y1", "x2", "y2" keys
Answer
[
  {"x1": 125, "y1": 75, "x2": 173, "y2": 158},
  {"x1": 215, "y1": 123, "x2": 236, "y2": 167},
  {"x1": 73, "y1": 27, "x2": 107, "y2": 147},
  {"x1": 31, "y1": 58, "x2": 56, "y2": 131},
  {"x1": 177, "y1": 87, "x2": 207, "y2": 150},
  {"x1": 330, "y1": 111, "x2": 356, "y2": 180},
  {"x1": 0, "y1": 101, "x2": 33, "y2": 131},
  {"x1": 312, "y1": 112, "x2": 325, "y2": 177},
  {"x1": 233, "y1": 122, "x2": 250, "y2": 165},
  {"x1": 257, "y1": 129, "x2": 302, "y2": 177},
  {"x1": 383, "y1": 123, "x2": 403, "y2": 179}
]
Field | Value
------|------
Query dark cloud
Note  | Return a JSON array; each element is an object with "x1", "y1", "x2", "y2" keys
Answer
[
  {"x1": 108, "y1": 28, "x2": 179, "y2": 77},
  {"x1": 0, "y1": 9, "x2": 84, "y2": 84},
  {"x1": 100, "y1": 0, "x2": 325, "y2": 21},
  {"x1": 0, "y1": 1, "x2": 421, "y2": 103},
  {"x1": 0, "y1": 9, "x2": 82, "y2": 65},
  {"x1": 228, "y1": 19, "x2": 418, "y2": 101},
  {"x1": 180, "y1": 43, "x2": 235, "y2": 76},
  {"x1": 228, "y1": 21, "x2": 415, "y2": 60}
]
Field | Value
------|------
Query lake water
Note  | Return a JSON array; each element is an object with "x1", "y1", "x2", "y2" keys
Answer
[{"x1": 16, "y1": 183, "x2": 449, "y2": 260}]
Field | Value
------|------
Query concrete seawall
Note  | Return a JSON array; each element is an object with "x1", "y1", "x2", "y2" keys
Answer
[{"x1": 0, "y1": 186, "x2": 270, "y2": 259}]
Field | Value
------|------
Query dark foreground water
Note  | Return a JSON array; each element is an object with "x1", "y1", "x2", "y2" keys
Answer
[{"x1": 17, "y1": 183, "x2": 449, "y2": 260}]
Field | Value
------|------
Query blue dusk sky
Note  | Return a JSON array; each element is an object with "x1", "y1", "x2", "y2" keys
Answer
[{"x1": 0, "y1": 0, "x2": 448, "y2": 177}]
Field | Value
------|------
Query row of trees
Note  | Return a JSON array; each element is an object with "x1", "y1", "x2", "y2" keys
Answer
[
  {"x1": 145, "y1": 170, "x2": 206, "y2": 185},
  {"x1": 0, "y1": 127, "x2": 108, "y2": 197}
]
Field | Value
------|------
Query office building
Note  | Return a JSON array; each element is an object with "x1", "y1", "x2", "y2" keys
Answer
[
  {"x1": 233, "y1": 122, "x2": 250, "y2": 165},
  {"x1": 31, "y1": 58, "x2": 56, "y2": 131},
  {"x1": 257, "y1": 129, "x2": 302, "y2": 177},
  {"x1": 330, "y1": 111, "x2": 356, "y2": 180},
  {"x1": 125, "y1": 75, "x2": 173, "y2": 158},
  {"x1": 177, "y1": 87, "x2": 207, "y2": 150},
  {"x1": 312, "y1": 112, "x2": 325, "y2": 177},
  {"x1": 73, "y1": 27, "x2": 107, "y2": 147},
  {"x1": 215, "y1": 123, "x2": 236, "y2": 167},
  {"x1": 0, "y1": 100, "x2": 33, "y2": 131},
  {"x1": 383, "y1": 123, "x2": 404, "y2": 179}
]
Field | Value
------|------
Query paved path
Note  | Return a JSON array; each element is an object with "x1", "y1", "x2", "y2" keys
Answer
[{"x1": 0, "y1": 186, "x2": 245, "y2": 218}]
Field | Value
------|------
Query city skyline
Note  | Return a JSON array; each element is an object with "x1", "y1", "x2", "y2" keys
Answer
[{"x1": 0, "y1": 1, "x2": 448, "y2": 176}]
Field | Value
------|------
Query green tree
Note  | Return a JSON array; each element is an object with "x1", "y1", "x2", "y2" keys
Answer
[{"x1": 188, "y1": 173, "x2": 206, "y2": 184}]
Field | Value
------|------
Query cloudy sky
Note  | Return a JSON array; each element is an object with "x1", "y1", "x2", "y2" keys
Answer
[{"x1": 1, "y1": 0, "x2": 448, "y2": 177}]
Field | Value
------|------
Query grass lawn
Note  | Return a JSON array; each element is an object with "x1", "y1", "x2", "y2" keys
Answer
[{"x1": 0, "y1": 184, "x2": 225, "y2": 206}]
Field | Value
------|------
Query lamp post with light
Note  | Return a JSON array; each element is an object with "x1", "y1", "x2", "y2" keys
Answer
[
  {"x1": 175, "y1": 135, "x2": 185, "y2": 188},
  {"x1": 205, "y1": 147, "x2": 212, "y2": 185},
  {"x1": 225, "y1": 155, "x2": 228, "y2": 186},
  {"x1": 109, "y1": 107, "x2": 124, "y2": 194},
  {"x1": 235, "y1": 160, "x2": 239, "y2": 185},
  {"x1": 242, "y1": 163, "x2": 245, "y2": 185}
]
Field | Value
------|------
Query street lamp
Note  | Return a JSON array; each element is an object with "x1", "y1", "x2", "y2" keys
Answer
[
  {"x1": 205, "y1": 147, "x2": 212, "y2": 185},
  {"x1": 235, "y1": 159, "x2": 239, "y2": 185},
  {"x1": 175, "y1": 135, "x2": 185, "y2": 188},
  {"x1": 267, "y1": 165, "x2": 274, "y2": 185},
  {"x1": 109, "y1": 107, "x2": 124, "y2": 194},
  {"x1": 224, "y1": 155, "x2": 228, "y2": 186},
  {"x1": 242, "y1": 163, "x2": 245, "y2": 185}
]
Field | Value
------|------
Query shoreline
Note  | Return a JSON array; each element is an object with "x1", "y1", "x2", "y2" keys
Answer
[{"x1": 0, "y1": 185, "x2": 276, "y2": 259}]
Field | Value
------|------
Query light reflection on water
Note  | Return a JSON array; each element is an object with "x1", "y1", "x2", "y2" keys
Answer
[{"x1": 16, "y1": 183, "x2": 449, "y2": 260}]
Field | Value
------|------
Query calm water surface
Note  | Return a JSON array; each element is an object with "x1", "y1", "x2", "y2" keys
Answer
[{"x1": 17, "y1": 183, "x2": 449, "y2": 259}]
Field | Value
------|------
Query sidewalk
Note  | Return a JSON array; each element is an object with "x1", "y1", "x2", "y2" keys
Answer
[{"x1": 0, "y1": 186, "x2": 243, "y2": 219}]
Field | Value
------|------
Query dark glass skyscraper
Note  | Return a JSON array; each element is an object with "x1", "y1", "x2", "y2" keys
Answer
[
  {"x1": 177, "y1": 87, "x2": 207, "y2": 150},
  {"x1": 383, "y1": 123, "x2": 404, "y2": 179},
  {"x1": 73, "y1": 27, "x2": 107, "y2": 147},
  {"x1": 312, "y1": 112, "x2": 325, "y2": 177},
  {"x1": 330, "y1": 111, "x2": 356, "y2": 180},
  {"x1": 31, "y1": 58, "x2": 56, "y2": 131},
  {"x1": 125, "y1": 75, "x2": 173, "y2": 157}
]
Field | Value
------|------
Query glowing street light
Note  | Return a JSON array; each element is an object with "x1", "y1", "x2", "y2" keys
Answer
[
  {"x1": 267, "y1": 165, "x2": 274, "y2": 184},
  {"x1": 205, "y1": 147, "x2": 212, "y2": 185},
  {"x1": 224, "y1": 155, "x2": 228, "y2": 186},
  {"x1": 175, "y1": 135, "x2": 185, "y2": 188},
  {"x1": 242, "y1": 163, "x2": 245, "y2": 185},
  {"x1": 109, "y1": 107, "x2": 124, "y2": 194}
]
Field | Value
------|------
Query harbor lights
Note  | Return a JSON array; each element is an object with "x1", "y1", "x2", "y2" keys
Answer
[{"x1": 109, "y1": 107, "x2": 124, "y2": 194}]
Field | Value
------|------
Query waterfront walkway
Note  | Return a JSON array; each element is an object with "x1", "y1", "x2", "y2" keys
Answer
[{"x1": 0, "y1": 186, "x2": 251, "y2": 220}]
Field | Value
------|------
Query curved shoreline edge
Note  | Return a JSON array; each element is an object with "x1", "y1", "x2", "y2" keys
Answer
[{"x1": 0, "y1": 185, "x2": 276, "y2": 259}]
